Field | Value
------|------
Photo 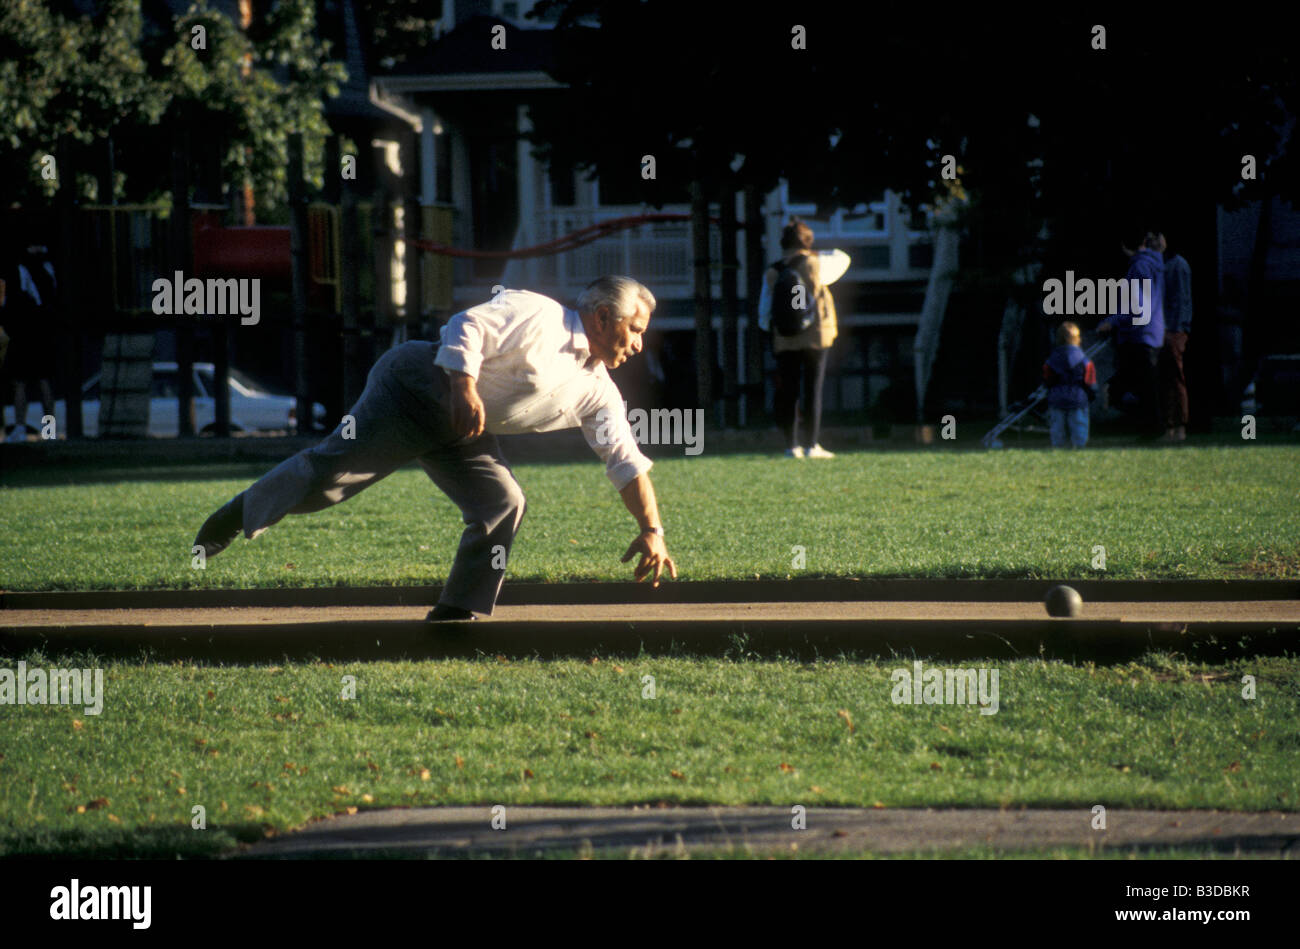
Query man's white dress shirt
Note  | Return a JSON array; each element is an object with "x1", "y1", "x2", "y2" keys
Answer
[{"x1": 434, "y1": 289, "x2": 652, "y2": 490}]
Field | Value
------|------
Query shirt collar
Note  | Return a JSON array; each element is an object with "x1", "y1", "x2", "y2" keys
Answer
[{"x1": 565, "y1": 307, "x2": 602, "y2": 371}]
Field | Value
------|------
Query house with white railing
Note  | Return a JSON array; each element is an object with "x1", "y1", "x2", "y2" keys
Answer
[{"x1": 369, "y1": 0, "x2": 951, "y2": 418}]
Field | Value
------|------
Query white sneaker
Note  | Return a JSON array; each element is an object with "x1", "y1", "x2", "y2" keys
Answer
[
  {"x1": 805, "y1": 444, "x2": 835, "y2": 459},
  {"x1": 784, "y1": 447, "x2": 805, "y2": 458},
  {"x1": 5, "y1": 425, "x2": 27, "y2": 444}
]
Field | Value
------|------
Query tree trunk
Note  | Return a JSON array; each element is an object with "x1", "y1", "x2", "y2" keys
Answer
[
  {"x1": 289, "y1": 134, "x2": 312, "y2": 435},
  {"x1": 743, "y1": 184, "x2": 766, "y2": 424},
  {"x1": 719, "y1": 177, "x2": 739, "y2": 428},
  {"x1": 56, "y1": 136, "x2": 83, "y2": 438},
  {"x1": 1243, "y1": 193, "x2": 1272, "y2": 390},
  {"x1": 170, "y1": 121, "x2": 196, "y2": 437},
  {"x1": 690, "y1": 173, "x2": 713, "y2": 414}
]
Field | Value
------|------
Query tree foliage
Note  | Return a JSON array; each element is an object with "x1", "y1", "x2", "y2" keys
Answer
[
  {"x1": 0, "y1": 0, "x2": 345, "y2": 214},
  {"x1": 525, "y1": 3, "x2": 1297, "y2": 281}
]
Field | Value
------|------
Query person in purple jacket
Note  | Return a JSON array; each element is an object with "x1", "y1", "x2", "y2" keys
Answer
[
  {"x1": 1043, "y1": 322, "x2": 1098, "y2": 447},
  {"x1": 1098, "y1": 227, "x2": 1165, "y2": 438}
]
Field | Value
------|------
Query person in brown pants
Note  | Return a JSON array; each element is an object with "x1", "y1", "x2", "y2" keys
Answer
[{"x1": 1154, "y1": 232, "x2": 1191, "y2": 442}]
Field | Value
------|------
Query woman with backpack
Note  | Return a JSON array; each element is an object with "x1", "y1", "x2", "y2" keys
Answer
[{"x1": 758, "y1": 217, "x2": 850, "y2": 458}]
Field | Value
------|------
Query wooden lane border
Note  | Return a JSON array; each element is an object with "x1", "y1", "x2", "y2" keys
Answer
[
  {"x1": 3, "y1": 579, "x2": 1299, "y2": 611},
  {"x1": 2, "y1": 617, "x2": 1297, "y2": 663}
]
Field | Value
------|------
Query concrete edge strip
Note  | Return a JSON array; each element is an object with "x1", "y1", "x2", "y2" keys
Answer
[
  {"x1": 2, "y1": 618, "x2": 1296, "y2": 661},
  {"x1": 3, "y1": 579, "x2": 1298, "y2": 611}
]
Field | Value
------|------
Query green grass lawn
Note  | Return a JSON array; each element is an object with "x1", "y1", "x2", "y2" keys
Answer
[
  {"x1": 3, "y1": 446, "x2": 1297, "y2": 859},
  {"x1": 2, "y1": 445, "x2": 1299, "y2": 590},
  {"x1": 1, "y1": 650, "x2": 1295, "y2": 858}
]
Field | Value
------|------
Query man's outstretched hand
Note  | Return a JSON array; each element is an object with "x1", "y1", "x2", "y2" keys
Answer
[
  {"x1": 446, "y1": 370, "x2": 486, "y2": 440},
  {"x1": 621, "y1": 531, "x2": 677, "y2": 587}
]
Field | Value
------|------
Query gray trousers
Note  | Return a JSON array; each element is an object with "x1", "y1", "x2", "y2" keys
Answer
[{"x1": 241, "y1": 341, "x2": 525, "y2": 614}]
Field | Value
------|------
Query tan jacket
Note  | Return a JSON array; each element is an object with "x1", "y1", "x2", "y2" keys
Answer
[{"x1": 765, "y1": 250, "x2": 838, "y2": 352}]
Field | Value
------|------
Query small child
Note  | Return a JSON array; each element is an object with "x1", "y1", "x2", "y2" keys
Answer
[{"x1": 1043, "y1": 322, "x2": 1097, "y2": 448}]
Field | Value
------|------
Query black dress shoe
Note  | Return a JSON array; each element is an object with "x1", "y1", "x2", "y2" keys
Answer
[
  {"x1": 426, "y1": 604, "x2": 477, "y2": 622},
  {"x1": 193, "y1": 493, "x2": 244, "y2": 559}
]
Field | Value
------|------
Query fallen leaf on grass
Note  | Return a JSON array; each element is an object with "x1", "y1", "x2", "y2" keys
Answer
[
  {"x1": 71, "y1": 720, "x2": 83, "y2": 731},
  {"x1": 107, "y1": 814, "x2": 120, "y2": 823},
  {"x1": 670, "y1": 770, "x2": 685, "y2": 780},
  {"x1": 454, "y1": 756, "x2": 464, "y2": 770},
  {"x1": 836, "y1": 709, "x2": 854, "y2": 733},
  {"x1": 929, "y1": 762, "x2": 942, "y2": 771},
  {"x1": 523, "y1": 769, "x2": 534, "y2": 779},
  {"x1": 873, "y1": 801, "x2": 886, "y2": 809},
  {"x1": 332, "y1": 785, "x2": 350, "y2": 794},
  {"x1": 1226, "y1": 761, "x2": 1242, "y2": 773},
  {"x1": 778, "y1": 762, "x2": 796, "y2": 773},
  {"x1": 362, "y1": 794, "x2": 374, "y2": 803},
  {"x1": 810, "y1": 786, "x2": 823, "y2": 794},
  {"x1": 85, "y1": 798, "x2": 109, "y2": 810},
  {"x1": 345, "y1": 806, "x2": 358, "y2": 815},
  {"x1": 244, "y1": 805, "x2": 265, "y2": 818},
  {"x1": 419, "y1": 769, "x2": 431, "y2": 781}
]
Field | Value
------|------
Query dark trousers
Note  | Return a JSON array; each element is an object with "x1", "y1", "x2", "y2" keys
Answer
[
  {"x1": 240, "y1": 341, "x2": 526, "y2": 614},
  {"x1": 1160, "y1": 332, "x2": 1189, "y2": 428},
  {"x1": 1115, "y1": 343, "x2": 1162, "y2": 436},
  {"x1": 774, "y1": 347, "x2": 829, "y2": 450}
]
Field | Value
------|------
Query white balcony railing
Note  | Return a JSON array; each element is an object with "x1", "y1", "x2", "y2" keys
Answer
[{"x1": 497, "y1": 189, "x2": 938, "y2": 302}]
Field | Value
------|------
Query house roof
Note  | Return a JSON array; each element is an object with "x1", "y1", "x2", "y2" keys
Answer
[
  {"x1": 324, "y1": 0, "x2": 406, "y2": 124},
  {"x1": 381, "y1": 14, "x2": 560, "y2": 87}
]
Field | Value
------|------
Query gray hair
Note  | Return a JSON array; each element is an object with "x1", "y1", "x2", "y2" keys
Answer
[{"x1": 576, "y1": 275, "x2": 655, "y2": 321}]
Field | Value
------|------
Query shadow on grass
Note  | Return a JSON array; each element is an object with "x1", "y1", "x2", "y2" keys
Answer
[{"x1": 0, "y1": 823, "x2": 266, "y2": 859}]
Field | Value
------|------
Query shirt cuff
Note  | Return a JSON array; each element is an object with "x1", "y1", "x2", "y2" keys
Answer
[{"x1": 607, "y1": 454, "x2": 653, "y2": 492}]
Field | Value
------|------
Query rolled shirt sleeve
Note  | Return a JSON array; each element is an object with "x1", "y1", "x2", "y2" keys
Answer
[
  {"x1": 580, "y1": 375, "x2": 653, "y2": 491},
  {"x1": 434, "y1": 299, "x2": 512, "y2": 378}
]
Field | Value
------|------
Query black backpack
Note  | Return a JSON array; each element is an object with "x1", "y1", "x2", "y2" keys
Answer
[{"x1": 770, "y1": 256, "x2": 816, "y2": 336}]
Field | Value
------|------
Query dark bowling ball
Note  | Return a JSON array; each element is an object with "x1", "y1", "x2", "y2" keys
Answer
[{"x1": 1044, "y1": 584, "x2": 1083, "y2": 618}]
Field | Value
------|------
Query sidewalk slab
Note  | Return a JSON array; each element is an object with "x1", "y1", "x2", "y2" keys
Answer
[{"x1": 239, "y1": 806, "x2": 1300, "y2": 858}]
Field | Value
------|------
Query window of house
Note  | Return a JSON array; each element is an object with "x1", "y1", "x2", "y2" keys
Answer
[
  {"x1": 548, "y1": 161, "x2": 576, "y2": 207},
  {"x1": 597, "y1": 171, "x2": 643, "y2": 207}
]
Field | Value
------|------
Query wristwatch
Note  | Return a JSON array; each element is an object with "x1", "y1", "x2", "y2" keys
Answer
[{"x1": 640, "y1": 526, "x2": 664, "y2": 537}]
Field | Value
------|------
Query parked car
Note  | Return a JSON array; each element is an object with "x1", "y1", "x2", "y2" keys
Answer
[{"x1": 3, "y1": 362, "x2": 327, "y2": 438}]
